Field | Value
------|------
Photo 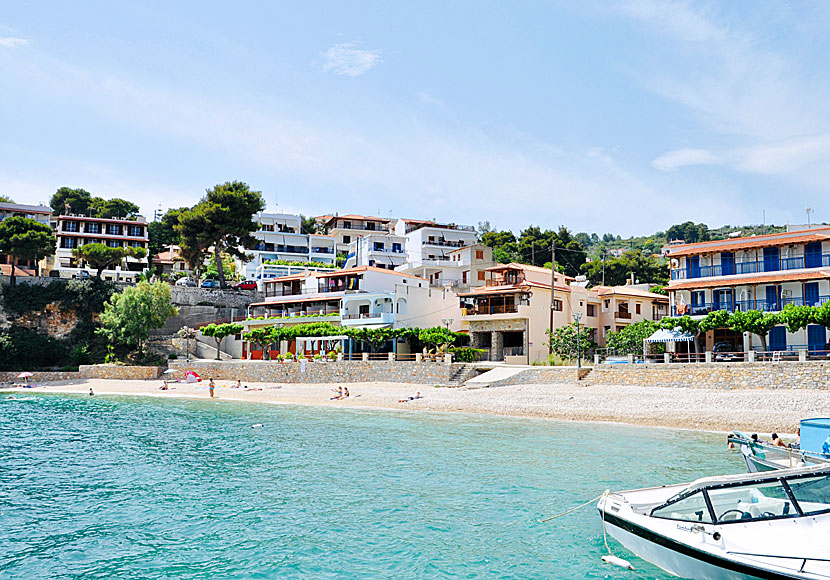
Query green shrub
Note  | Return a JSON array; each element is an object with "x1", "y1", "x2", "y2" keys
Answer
[
  {"x1": 313, "y1": 353, "x2": 323, "y2": 360},
  {"x1": 168, "y1": 353, "x2": 178, "y2": 360},
  {"x1": 450, "y1": 346, "x2": 487, "y2": 362},
  {"x1": 327, "y1": 351, "x2": 338, "y2": 360},
  {"x1": 0, "y1": 326, "x2": 69, "y2": 371}
]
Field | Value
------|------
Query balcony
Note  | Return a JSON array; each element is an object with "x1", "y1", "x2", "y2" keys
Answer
[
  {"x1": 310, "y1": 247, "x2": 334, "y2": 254},
  {"x1": 671, "y1": 253, "x2": 830, "y2": 280},
  {"x1": 462, "y1": 303, "x2": 520, "y2": 316},
  {"x1": 615, "y1": 311, "x2": 632, "y2": 320},
  {"x1": 672, "y1": 295, "x2": 830, "y2": 316},
  {"x1": 340, "y1": 312, "x2": 395, "y2": 325},
  {"x1": 485, "y1": 273, "x2": 525, "y2": 287},
  {"x1": 423, "y1": 239, "x2": 468, "y2": 248}
]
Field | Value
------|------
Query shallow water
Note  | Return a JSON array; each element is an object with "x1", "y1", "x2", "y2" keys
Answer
[{"x1": 0, "y1": 394, "x2": 743, "y2": 579}]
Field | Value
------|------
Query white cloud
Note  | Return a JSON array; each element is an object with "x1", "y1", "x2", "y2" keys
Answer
[
  {"x1": 0, "y1": 37, "x2": 28, "y2": 48},
  {"x1": 653, "y1": 148, "x2": 720, "y2": 172},
  {"x1": 320, "y1": 42, "x2": 381, "y2": 77}
]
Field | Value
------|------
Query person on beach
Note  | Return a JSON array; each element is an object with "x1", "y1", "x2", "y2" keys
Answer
[
  {"x1": 88, "y1": 387, "x2": 94, "y2": 396},
  {"x1": 233, "y1": 380, "x2": 241, "y2": 389},
  {"x1": 330, "y1": 386, "x2": 343, "y2": 400},
  {"x1": 160, "y1": 380, "x2": 169, "y2": 390},
  {"x1": 771, "y1": 433, "x2": 786, "y2": 447},
  {"x1": 209, "y1": 379, "x2": 215, "y2": 398},
  {"x1": 398, "y1": 391, "x2": 422, "y2": 403},
  {"x1": 343, "y1": 387, "x2": 350, "y2": 399}
]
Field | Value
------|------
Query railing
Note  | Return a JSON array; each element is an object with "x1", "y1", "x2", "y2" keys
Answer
[
  {"x1": 264, "y1": 287, "x2": 304, "y2": 297},
  {"x1": 615, "y1": 311, "x2": 632, "y2": 319},
  {"x1": 342, "y1": 312, "x2": 386, "y2": 320},
  {"x1": 503, "y1": 346, "x2": 524, "y2": 357},
  {"x1": 310, "y1": 247, "x2": 334, "y2": 254},
  {"x1": 671, "y1": 253, "x2": 830, "y2": 280},
  {"x1": 424, "y1": 239, "x2": 467, "y2": 248},
  {"x1": 485, "y1": 274, "x2": 525, "y2": 286},
  {"x1": 369, "y1": 248, "x2": 405, "y2": 254},
  {"x1": 463, "y1": 304, "x2": 519, "y2": 315},
  {"x1": 672, "y1": 296, "x2": 830, "y2": 316}
]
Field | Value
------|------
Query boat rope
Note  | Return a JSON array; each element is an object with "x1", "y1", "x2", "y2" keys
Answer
[{"x1": 539, "y1": 493, "x2": 604, "y2": 522}]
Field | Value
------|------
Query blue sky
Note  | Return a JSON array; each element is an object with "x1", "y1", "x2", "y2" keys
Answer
[{"x1": 2, "y1": 1, "x2": 830, "y2": 236}]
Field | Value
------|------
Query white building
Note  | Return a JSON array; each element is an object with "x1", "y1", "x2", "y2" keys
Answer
[
  {"x1": 50, "y1": 214, "x2": 149, "y2": 281},
  {"x1": 318, "y1": 214, "x2": 395, "y2": 255},
  {"x1": 243, "y1": 212, "x2": 336, "y2": 280},
  {"x1": 393, "y1": 219, "x2": 479, "y2": 286},
  {"x1": 343, "y1": 232, "x2": 407, "y2": 270},
  {"x1": 0, "y1": 202, "x2": 52, "y2": 275},
  {"x1": 237, "y1": 266, "x2": 461, "y2": 358}
]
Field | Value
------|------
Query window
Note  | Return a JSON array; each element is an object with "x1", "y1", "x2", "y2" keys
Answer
[
  {"x1": 108, "y1": 224, "x2": 121, "y2": 236},
  {"x1": 635, "y1": 303, "x2": 641, "y2": 315},
  {"x1": 343, "y1": 235, "x2": 351, "y2": 244},
  {"x1": 787, "y1": 475, "x2": 830, "y2": 516},
  {"x1": 129, "y1": 226, "x2": 143, "y2": 237},
  {"x1": 604, "y1": 300, "x2": 610, "y2": 309},
  {"x1": 86, "y1": 223, "x2": 100, "y2": 234},
  {"x1": 587, "y1": 304, "x2": 597, "y2": 317},
  {"x1": 462, "y1": 271, "x2": 468, "y2": 284},
  {"x1": 553, "y1": 299, "x2": 563, "y2": 311},
  {"x1": 478, "y1": 271, "x2": 485, "y2": 281},
  {"x1": 63, "y1": 221, "x2": 78, "y2": 232},
  {"x1": 343, "y1": 221, "x2": 351, "y2": 229},
  {"x1": 61, "y1": 238, "x2": 76, "y2": 249},
  {"x1": 651, "y1": 492, "x2": 712, "y2": 523},
  {"x1": 392, "y1": 243, "x2": 402, "y2": 253},
  {"x1": 475, "y1": 250, "x2": 484, "y2": 260},
  {"x1": 373, "y1": 242, "x2": 384, "y2": 251},
  {"x1": 107, "y1": 240, "x2": 121, "y2": 248},
  {"x1": 708, "y1": 480, "x2": 794, "y2": 523}
]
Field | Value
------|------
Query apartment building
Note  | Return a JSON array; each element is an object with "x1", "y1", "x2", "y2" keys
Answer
[
  {"x1": 319, "y1": 214, "x2": 394, "y2": 254},
  {"x1": 343, "y1": 232, "x2": 407, "y2": 270},
  {"x1": 393, "y1": 219, "x2": 479, "y2": 285},
  {"x1": 0, "y1": 202, "x2": 52, "y2": 274},
  {"x1": 237, "y1": 266, "x2": 460, "y2": 358},
  {"x1": 49, "y1": 214, "x2": 149, "y2": 281},
  {"x1": 664, "y1": 226, "x2": 830, "y2": 352},
  {"x1": 396, "y1": 243, "x2": 496, "y2": 291},
  {"x1": 243, "y1": 212, "x2": 336, "y2": 280}
]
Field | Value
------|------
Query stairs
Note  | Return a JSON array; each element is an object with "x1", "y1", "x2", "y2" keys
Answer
[{"x1": 446, "y1": 363, "x2": 482, "y2": 386}]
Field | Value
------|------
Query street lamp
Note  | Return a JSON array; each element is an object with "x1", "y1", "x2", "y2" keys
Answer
[
  {"x1": 441, "y1": 317, "x2": 454, "y2": 351},
  {"x1": 572, "y1": 312, "x2": 583, "y2": 369}
]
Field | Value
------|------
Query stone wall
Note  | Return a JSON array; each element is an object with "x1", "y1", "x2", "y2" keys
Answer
[
  {"x1": 0, "y1": 371, "x2": 80, "y2": 384},
  {"x1": 170, "y1": 287, "x2": 263, "y2": 309},
  {"x1": 588, "y1": 361, "x2": 830, "y2": 389},
  {"x1": 78, "y1": 365, "x2": 163, "y2": 380},
  {"x1": 168, "y1": 360, "x2": 450, "y2": 385}
]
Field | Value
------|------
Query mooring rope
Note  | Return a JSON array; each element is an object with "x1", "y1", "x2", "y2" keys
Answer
[{"x1": 539, "y1": 493, "x2": 604, "y2": 523}]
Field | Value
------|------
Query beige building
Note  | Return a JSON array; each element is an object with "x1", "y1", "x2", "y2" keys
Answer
[{"x1": 595, "y1": 285, "x2": 670, "y2": 346}]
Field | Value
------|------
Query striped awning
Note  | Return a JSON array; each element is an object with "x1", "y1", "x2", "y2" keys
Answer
[{"x1": 645, "y1": 329, "x2": 694, "y2": 343}]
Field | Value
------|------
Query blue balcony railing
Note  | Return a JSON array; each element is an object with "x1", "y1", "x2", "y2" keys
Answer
[
  {"x1": 672, "y1": 295, "x2": 830, "y2": 316},
  {"x1": 671, "y1": 253, "x2": 830, "y2": 280}
]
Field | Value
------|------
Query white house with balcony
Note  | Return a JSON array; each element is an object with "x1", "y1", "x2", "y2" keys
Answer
[
  {"x1": 393, "y1": 219, "x2": 478, "y2": 286},
  {"x1": 318, "y1": 214, "x2": 394, "y2": 255},
  {"x1": 235, "y1": 265, "x2": 461, "y2": 358},
  {"x1": 243, "y1": 212, "x2": 336, "y2": 280},
  {"x1": 664, "y1": 226, "x2": 830, "y2": 353},
  {"x1": 343, "y1": 232, "x2": 407, "y2": 270}
]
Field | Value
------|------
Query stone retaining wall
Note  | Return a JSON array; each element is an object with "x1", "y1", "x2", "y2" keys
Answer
[
  {"x1": 170, "y1": 287, "x2": 262, "y2": 308},
  {"x1": 168, "y1": 360, "x2": 450, "y2": 385},
  {"x1": 0, "y1": 371, "x2": 79, "y2": 384},
  {"x1": 588, "y1": 361, "x2": 830, "y2": 389},
  {"x1": 78, "y1": 365, "x2": 163, "y2": 380}
]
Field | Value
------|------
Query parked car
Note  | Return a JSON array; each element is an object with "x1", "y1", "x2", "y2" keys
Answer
[
  {"x1": 713, "y1": 341, "x2": 740, "y2": 362},
  {"x1": 200, "y1": 279, "x2": 220, "y2": 289},
  {"x1": 233, "y1": 280, "x2": 258, "y2": 290},
  {"x1": 175, "y1": 277, "x2": 197, "y2": 287}
]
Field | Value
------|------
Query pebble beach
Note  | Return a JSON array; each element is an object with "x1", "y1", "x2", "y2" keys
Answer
[{"x1": 4, "y1": 378, "x2": 829, "y2": 435}]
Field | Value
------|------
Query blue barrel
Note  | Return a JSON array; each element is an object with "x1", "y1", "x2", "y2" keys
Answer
[{"x1": 800, "y1": 418, "x2": 830, "y2": 456}]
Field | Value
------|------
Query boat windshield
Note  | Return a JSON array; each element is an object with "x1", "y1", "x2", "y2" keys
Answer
[
  {"x1": 650, "y1": 492, "x2": 712, "y2": 523},
  {"x1": 708, "y1": 480, "x2": 793, "y2": 523},
  {"x1": 787, "y1": 475, "x2": 830, "y2": 516}
]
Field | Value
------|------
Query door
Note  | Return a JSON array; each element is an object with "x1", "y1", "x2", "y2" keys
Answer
[
  {"x1": 805, "y1": 241, "x2": 822, "y2": 268},
  {"x1": 805, "y1": 282, "x2": 819, "y2": 306},
  {"x1": 763, "y1": 247, "x2": 780, "y2": 272},
  {"x1": 768, "y1": 326, "x2": 786, "y2": 351},
  {"x1": 808, "y1": 325, "x2": 826, "y2": 353},
  {"x1": 765, "y1": 285, "x2": 780, "y2": 311},
  {"x1": 686, "y1": 256, "x2": 700, "y2": 279},
  {"x1": 721, "y1": 252, "x2": 734, "y2": 276}
]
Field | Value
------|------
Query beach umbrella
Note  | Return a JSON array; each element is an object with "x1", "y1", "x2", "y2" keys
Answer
[
  {"x1": 16, "y1": 371, "x2": 33, "y2": 385},
  {"x1": 185, "y1": 371, "x2": 201, "y2": 384},
  {"x1": 163, "y1": 369, "x2": 179, "y2": 374}
]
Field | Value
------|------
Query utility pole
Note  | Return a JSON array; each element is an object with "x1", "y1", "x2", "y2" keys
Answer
[
  {"x1": 531, "y1": 241, "x2": 535, "y2": 266},
  {"x1": 601, "y1": 250, "x2": 606, "y2": 286},
  {"x1": 549, "y1": 240, "x2": 556, "y2": 356}
]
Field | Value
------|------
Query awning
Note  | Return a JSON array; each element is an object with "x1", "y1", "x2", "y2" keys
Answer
[{"x1": 645, "y1": 328, "x2": 695, "y2": 343}]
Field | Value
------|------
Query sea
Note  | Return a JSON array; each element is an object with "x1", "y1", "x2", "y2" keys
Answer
[{"x1": 0, "y1": 394, "x2": 742, "y2": 579}]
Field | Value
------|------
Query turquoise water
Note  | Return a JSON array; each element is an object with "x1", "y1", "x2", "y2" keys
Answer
[{"x1": 0, "y1": 394, "x2": 743, "y2": 579}]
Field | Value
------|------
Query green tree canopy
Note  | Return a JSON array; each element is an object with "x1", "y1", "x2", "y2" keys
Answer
[
  {"x1": 50, "y1": 187, "x2": 93, "y2": 215},
  {"x1": 72, "y1": 243, "x2": 147, "y2": 278},
  {"x1": 0, "y1": 195, "x2": 15, "y2": 203},
  {"x1": 581, "y1": 251, "x2": 669, "y2": 287},
  {"x1": 665, "y1": 221, "x2": 710, "y2": 244},
  {"x1": 148, "y1": 207, "x2": 186, "y2": 266},
  {"x1": 545, "y1": 322, "x2": 596, "y2": 361},
  {"x1": 89, "y1": 197, "x2": 140, "y2": 219},
  {"x1": 0, "y1": 216, "x2": 56, "y2": 284},
  {"x1": 606, "y1": 320, "x2": 660, "y2": 355},
  {"x1": 779, "y1": 304, "x2": 815, "y2": 333},
  {"x1": 98, "y1": 281, "x2": 177, "y2": 354},
  {"x1": 177, "y1": 181, "x2": 264, "y2": 288},
  {"x1": 729, "y1": 310, "x2": 780, "y2": 352},
  {"x1": 201, "y1": 322, "x2": 244, "y2": 360}
]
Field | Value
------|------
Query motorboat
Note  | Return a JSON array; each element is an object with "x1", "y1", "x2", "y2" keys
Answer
[
  {"x1": 729, "y1": 420, "x2": 830, "y2": 473},
  {"x1": 597, "y1": 463, "x2": 830, "y2": 579}
]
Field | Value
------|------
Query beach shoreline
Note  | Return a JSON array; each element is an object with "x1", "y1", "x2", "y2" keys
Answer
[{"x1": 2, "y1": 377, "x2": 825, "y2": 437}]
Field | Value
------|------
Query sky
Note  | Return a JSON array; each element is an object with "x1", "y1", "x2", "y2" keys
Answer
[{"x1": 2, "y1": 1, "x2": 830, "y2": 236}]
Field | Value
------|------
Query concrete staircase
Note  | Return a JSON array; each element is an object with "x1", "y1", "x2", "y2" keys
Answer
[
  {"x1": 446, "y1": 363, "x2": 482, "y2": 386},
  {"x1": 462, "y1": 366, "x2": 527, "y2": 389}
]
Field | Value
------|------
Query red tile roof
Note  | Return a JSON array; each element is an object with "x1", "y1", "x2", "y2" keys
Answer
[
  {"x1": 0, "y1": 264, "x2": 35, "y2": 276},
  {"x1": 665, "y1": 228, "x2": 830, "y2": 257}
]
